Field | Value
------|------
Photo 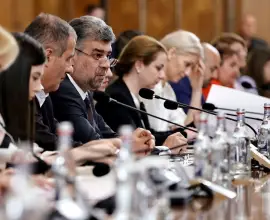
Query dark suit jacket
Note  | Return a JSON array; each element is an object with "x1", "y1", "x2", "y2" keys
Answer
[
  {"x1": 50, "y1": 76, "x2": 116, "y2": 144},
  {"x1": 248, "y1": 37, "x2": 268, "y2": 52},
  {"x1": 95, "y1": 78, "x2": 186, "y2": 146},
  {"x1": 35, "y1": 96, "x2": 81, "y2": 151}
]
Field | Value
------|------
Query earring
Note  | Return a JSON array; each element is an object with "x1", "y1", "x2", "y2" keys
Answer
[{"x1": 136, "y1": 69, "x2": 140, "y2": 74}]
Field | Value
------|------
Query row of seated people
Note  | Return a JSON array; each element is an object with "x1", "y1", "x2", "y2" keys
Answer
[{"x1": 0, "y1": 11, "x2": 269, "y2": 198}]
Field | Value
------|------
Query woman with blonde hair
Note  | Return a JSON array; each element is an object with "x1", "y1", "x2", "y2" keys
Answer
[
  {"x1": 142, "y1": 30, "x2": 204, "y2": 135},
  {"x1": 0, "y1": 26, "x2": 19, "y2": 72},
  {"x1": 96, "y1": 35, "x2": 187, "y2": 150}
]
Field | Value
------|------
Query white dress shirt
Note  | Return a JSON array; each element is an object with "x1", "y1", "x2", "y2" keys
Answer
[
  {"x1": 35, "y1": 89, "x2": 49, "y2": 107},
  {"x1": 67, "y1": 74, "x2": 88, "y2": 100},
  {"x1": 141, "y1": 82, "x2": 186, "y2": 132}
]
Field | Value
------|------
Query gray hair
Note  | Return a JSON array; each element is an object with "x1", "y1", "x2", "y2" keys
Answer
[
  {"x1": 161, "y1": 30, "x2": 203, "y2": 58},
  {"x1": 69, "y1": 16, "x2": 115, "y2": 48},
  {"x1": 24, "y1": 13, "x2": 77, "y2": 56}
]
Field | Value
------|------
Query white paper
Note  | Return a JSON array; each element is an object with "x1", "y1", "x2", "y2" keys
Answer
[{"x1": 206, "y1": 85, "x2": 270, "y2": 137}]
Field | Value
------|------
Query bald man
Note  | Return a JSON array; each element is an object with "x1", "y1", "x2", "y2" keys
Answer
[
  {"x1": 202, "y1": 43, "x2": 220, "y2": 88},
  {"x1": 239, "y1": 14, "x2": 267, "y2": 52}
]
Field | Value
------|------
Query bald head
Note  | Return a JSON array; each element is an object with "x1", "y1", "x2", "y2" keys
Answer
[
  {"x1": 202, "y1": 43, "x2": 221, "y2": 87},
  {"x1": 240, "y1": 14, "x2": 257, "y2": 39}
]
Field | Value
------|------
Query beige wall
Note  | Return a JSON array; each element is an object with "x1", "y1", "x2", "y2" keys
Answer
[
  {"x1": 240, "y1": 0, "x2": 270, "y2": 43},
  {"x1": 0, "y1": 0, "x2": 269, "y2": 43}
]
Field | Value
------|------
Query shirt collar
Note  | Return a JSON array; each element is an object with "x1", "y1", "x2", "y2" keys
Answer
[
  {"x1": 35, "y1": 89, "x2": 49, "y2": 107},
  {"x1": 67, "y1": 74, "x2": 87, "y2": 100}
]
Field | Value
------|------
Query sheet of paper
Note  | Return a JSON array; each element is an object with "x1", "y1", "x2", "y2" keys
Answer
[{"x1": 206, "y1": 85, "x2": 270, "y2": 137}]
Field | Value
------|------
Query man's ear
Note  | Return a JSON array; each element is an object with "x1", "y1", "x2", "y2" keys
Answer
[
  {"x1": 134, "y1": 60, "x2": 144, "y2": 74},
  {"x1": 45, "y1": 48, "x2": 53, "y2": 65},
  {"x1": 167, "y1": 47, "x2": 176, "y2": 61}
]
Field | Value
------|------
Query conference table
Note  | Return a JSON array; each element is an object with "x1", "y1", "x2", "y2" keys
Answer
[
  {"x1": 171, "y1": 168, "x2": 270, "y2": 220},
  {"x1": 77, "y1": 152, "x2": 270, "y2": 220},
  {"x1": 89, "y1": 165, "x2": 270, "y2": 220}
]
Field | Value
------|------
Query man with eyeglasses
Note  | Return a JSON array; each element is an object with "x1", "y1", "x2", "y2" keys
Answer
[
  {"x1": 50, "y1": 16, "x2": 155, "y2": 153},
  {"x1": 25, "y1": 13, "x2": 124, "y2": 166}
]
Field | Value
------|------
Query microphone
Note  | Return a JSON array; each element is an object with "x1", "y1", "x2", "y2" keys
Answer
[
  {"x1": 241, "y1": 81, "x2": 263, "y2": 94},
  {"x1": 92, "y1": 163, "x2": 110, "y2": 177},
  {"x1": 202, "y1": 103, "x2": 263, "y2": 122},
  {"x1": 139, "y1": 88, "x2": 202, "y2": 112},
  {"x1": 164, "y1": 100, "x2": 257, "y2": 136},
  {"x1": 241, "y1": 81, "x2": 255, "y2": 90},
  {"x1": 242, "y1": 81, "x2": 270, "y2": 94},
  {"x1": 202, "y1": 102, "x2": 263, "y2": 116},
  {"x1": 93, "y1": 91, "x2": 197, "y2": 133}
]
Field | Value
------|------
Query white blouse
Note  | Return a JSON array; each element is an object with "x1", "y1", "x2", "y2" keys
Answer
[{"x1": 141, "y1": 82, "x2": 187, "y2": 132}]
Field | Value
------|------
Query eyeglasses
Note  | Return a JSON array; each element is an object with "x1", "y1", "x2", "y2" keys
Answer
[{"x1": 75, "y1": 48, "x2": 118, "y2": 67}]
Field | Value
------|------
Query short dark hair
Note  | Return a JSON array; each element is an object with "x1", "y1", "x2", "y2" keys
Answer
[
  {"x1": 25, "y1": 13, "x2": 77, "y2": 56},
  {"x1": 0, "y1": 32, "x2": 46, "y2": 143},
  {"x1": 85, "y1": 4, "x2": 104, "y2": 14},
  {"x1": 69, "y1": 16, "x2": 115, "y2": 49}
]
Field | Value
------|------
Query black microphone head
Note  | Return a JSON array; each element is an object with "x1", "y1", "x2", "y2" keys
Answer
[
  {"x1": 202, "y1": 103, "x2": 216, "y2": 111},
  {"x1": 93, "y1": 91, "x2": 111, "y2": 104},
  {"x1": 139, "y1": 88, "x2": 154, "y2": 99},
  {"x1": 241, "y1": 81, "x2": 253, "y2": 89},
  {"x1": 164, "y1": 100, "x2": 178, "y2": 110},
  {"x1": 92, "y1": 163, "x2": 110, "y2": 177}
]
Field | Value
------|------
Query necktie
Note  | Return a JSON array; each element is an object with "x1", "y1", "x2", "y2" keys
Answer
[
  {"x1": 84, "y1": 95, "x2": 93, "y2": 123},
  {"x1": 139, "y1": 101, "x2": 151, "y2": 130}
]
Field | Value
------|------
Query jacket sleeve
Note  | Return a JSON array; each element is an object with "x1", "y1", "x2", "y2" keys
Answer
[{"x1": 35, "y1": 109, "x2": 81, "y2": 151}]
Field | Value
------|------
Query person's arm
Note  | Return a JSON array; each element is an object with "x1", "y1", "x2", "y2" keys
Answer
[
  {"x1": 68, "y1": 113, "x2": 101, "y2": 143},
  {"x1": 185, "y1": 59, "x2": 205, "y2": 125},
  {"x1": 35, "y1": 109, "x2": 81, "y2": 151},
  {"x1": 35, "y1": 110, "x2": 59, "y2": 151},
  {"x1": 93, "y1": 110, "x2": 118, "y2": 138}
]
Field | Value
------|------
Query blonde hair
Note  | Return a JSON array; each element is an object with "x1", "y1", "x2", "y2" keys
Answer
[
  {"x1": 0, "y1": 26, "x2": 19, "y2": 71},
  {"x1": 161, "y1": 30, "x2": 203, "y2": 58}
]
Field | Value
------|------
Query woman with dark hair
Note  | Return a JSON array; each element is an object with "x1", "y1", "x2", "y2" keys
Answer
[
  {"x1": 0, "y1": 32, "x2": 46, "y2": 146},
  {"x1": 246, "y1": 48, "x2": 270, "y2": 98},
  {"x1": 96, "y1": 35, "x2": 187, "y2": 151}
]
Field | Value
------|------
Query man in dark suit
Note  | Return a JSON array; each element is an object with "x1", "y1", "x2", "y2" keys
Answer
[
  {"x1": 239, "y1": 14, "x2": 268, "y2": 53},
  {"x1": 50, "y1": 16, "x2": 155, "y2": 153},
  {"x1": 25, "y1": 13, "x2": 121, "y2": 164},
  {"x1": 51, "y1": 75, "x2": 117, "y2": 144}
]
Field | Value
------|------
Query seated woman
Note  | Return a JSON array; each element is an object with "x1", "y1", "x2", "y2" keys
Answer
[
  {"x1": 0, "y1": 33, "x2": 49, "y2": 171},
  {"x1": 96, "y1": 35, "x2": 187, "y2": 150},
  {"x1": 246, "y1": 48, "x2": 270, "y2": 98},
  {"x1": 0, "y1": 27, "x2": 19, "y2": 152},
  {"x1": 203, "y1": 44, "x2": 240, "y2": 99},
  {"x1": 0, "y1": 32, "x2": 45, "y2": 147},
  {"x1": 0, "y1": 26, "x2": 18, "y2": 72},
  {"x1": 203, "y1": 32, "x2": 257, "y2": 98},
  {"x1": 142, "y1": 30, "x2": 204, "y2": 135}
]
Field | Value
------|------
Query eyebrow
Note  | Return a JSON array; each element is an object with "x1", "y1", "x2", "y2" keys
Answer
[
  {"x1": 93, "y1": 48, "x2": 112, "y2": 54},
  {"x1": 33, "y1": 71, "x2": 41, "y2": 76}
]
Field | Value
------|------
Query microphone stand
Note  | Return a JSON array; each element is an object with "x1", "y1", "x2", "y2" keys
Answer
[
  {"x1": 204, "y1": 102, "x2": 263, "y2": 116},
  {"x1": 110, "y1": 99, "x2": 197, "y2": 133},
  {"x1": 162, "y1": 100, "x2": 258, "y2": 136}
]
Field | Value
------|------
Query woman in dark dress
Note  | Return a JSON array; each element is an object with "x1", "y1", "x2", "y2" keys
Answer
[{"x1": 96, "y1": 35, "x2": 187, "y2": 150}]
